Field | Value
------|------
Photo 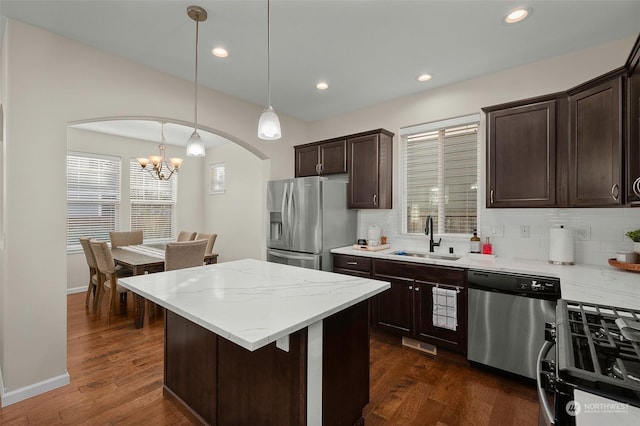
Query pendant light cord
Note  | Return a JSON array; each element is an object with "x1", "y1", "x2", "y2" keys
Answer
[
  {"x1": 267, "y1": 0, "x2": 271, "y2": 108},
  {"x1": 194, "y1": 17, "x2": 200, "y2": 131}
]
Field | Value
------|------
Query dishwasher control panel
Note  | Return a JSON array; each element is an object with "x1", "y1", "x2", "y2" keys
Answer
[{"x1": 467, "y1": 270, "x2": 560, "y2": 298}]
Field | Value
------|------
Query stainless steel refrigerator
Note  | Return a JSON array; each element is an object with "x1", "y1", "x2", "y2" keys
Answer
[{"x1": 266, "y1": 176, "x2": 356, "y2": 271}]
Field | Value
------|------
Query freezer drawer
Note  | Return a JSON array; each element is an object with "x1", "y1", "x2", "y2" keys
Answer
[{"x1": 267, "y1": 249, "x2": 321, "y2": 270}]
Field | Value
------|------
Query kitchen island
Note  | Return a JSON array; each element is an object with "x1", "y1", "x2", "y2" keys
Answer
[{"x1": 118, "y1": 259, "x2": 390, "y2": 426}]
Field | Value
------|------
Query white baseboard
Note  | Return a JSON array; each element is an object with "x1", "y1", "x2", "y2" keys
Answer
[
  {"x1": 67, "y1": 286, "x2": 86, "y2": 295},
  {"x1": 0, "y1": 371, "x2": 70, "y2": 407}
]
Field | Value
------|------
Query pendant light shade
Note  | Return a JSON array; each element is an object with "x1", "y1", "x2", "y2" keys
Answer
[
  {"x1": 186, "y1": 5, "x2": 207, "y2": 157},
  {"x1": 258, "y1": 0, "x2": 281, "y2": 140},
  {"x1": 258, "y1": 106, "x2": 281, "y2": 140},
  {"x1": 186, "y1": 130, "x2": 206, "y2": 156}
]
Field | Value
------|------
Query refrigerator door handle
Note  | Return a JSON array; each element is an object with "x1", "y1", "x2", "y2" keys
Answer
[
  {"x1": 267, "y1": 250, "x2": 316, "y2": 261},
  {"x1": 288, "y1": 182, "x2": 295, "y2": 247},
  {"x1": 281, "y1": 182, "x2": 289, "y2": 246}
]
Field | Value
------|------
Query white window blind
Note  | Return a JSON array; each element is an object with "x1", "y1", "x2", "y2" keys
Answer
[
  {"x1": 129, "y1": 160, "x2": 176, "y2": 240},
  {"x1": 401, "y1": 114, "x2": 479, "y2": 235},
  {"x1": 67, "y1": 153, "x2": 121, "y2": 250},
  {"x1": 209, "y1": 163, "x2": 226, "y2": 194}
]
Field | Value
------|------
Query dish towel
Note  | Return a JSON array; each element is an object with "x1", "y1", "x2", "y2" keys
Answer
[{"x1": 432, "y1": 287, "x2": 458, "y2": 331}]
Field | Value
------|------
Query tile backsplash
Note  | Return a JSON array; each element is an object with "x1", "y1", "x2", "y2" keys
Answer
[{"x1": 357, "y1": 207, "x2": 640, "y2": 267}]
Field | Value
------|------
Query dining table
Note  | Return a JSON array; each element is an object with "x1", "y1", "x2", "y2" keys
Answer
[{"x1": 111, "y1": 244, "x2": 218, "y2": 328}]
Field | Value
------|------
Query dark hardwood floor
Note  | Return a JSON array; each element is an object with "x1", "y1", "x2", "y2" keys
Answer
[{"x1": 0, "y1": 293, "x2": 539, "y2": 425}]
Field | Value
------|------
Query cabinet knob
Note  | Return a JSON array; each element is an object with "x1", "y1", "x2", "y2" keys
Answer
[
  {"x1": 408, "y1": 286, "x2": 413, "y2": 290},
  {"x1": 611, "y1": 183, "x2": 620, "y2": 201},
  {"x1": 633, "y1": 177, "x2": 640, "y2": 198},
  {"x1": 415, "y1": 287, "x2": 420, "y2": 292}
]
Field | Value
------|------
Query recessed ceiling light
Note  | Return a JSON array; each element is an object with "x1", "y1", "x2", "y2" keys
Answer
[
  {"x1": 505, "y1": 8, "x2": 531, "y2": 24},
  {"x1": 417, "y1": 74, "x2": 432, "y2": 82},
  {"x1": 212, "y1": 47, "x2": 228, "y2": 58},
  {"x1": 316, "y1": 82, "x2": 329, "y2": 90}
]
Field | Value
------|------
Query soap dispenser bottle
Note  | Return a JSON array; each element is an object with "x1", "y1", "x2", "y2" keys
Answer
[{"x1": 482, "y1": 237, "x2": 493, "y2": 255}]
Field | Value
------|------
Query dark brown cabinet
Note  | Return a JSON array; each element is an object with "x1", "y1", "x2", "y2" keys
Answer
[
  {"x1": 333, "y1": 254, "x2": 371, "y2": 279},
  {"x1": 484, "y1": 96, "x2": 566, "y2": 207},
  {"x1": 568, "y1": 71, "x2": 624, "y2": 206},
  {"x1": 626, "y1": 35, "x2": 640, "y2": 205},
  {"x1": 370, "y1": 259, "x2": 467, "y2": 355},
  {"x1": 347, "y1": 130, "x2": 394, "y2": 209},
  {"x1": 295, "y1": 139, "x2": 346, "y2": 177}
]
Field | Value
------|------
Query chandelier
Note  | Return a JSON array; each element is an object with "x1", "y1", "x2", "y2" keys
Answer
[{"x1": 136, "y1": 122, "x2": 183, "y2": 181}]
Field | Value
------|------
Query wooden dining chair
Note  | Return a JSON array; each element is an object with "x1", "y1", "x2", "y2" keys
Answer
[
  {"x1": 79, "y1": 236, "x2": 101, "y2": 309},
  {"x1": 165, "y1": 240, "x2": 207, "y2": 271},
  {"x1": 195, "y1": 233, "x2": 217, "y2": 255},
  {"x1": 90, "y1": 239, "x2": 130, "y2": 324},
  {"x1": 109, "y1": 230, "x2": 143, "y2": 248},
  {"x1": 176, "y1": 231, "x2": 197, "y2": 242}
]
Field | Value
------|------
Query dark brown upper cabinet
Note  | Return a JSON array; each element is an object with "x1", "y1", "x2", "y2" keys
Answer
[
  {"x1": 294, "y1": 139, "x2": 346, "y2": 177},
  {"x1": 347, "y1": 129, "x2": 394, "y2": 209},
  {"x1": 625, "y1": 35, "x2": 640, "y2": 205},
  {"x1": 568, "y1": 70, "x2": 623, "y2": 207},
  {"x1": 484, "y1": 95, "x2": 566, "y2": 208}
]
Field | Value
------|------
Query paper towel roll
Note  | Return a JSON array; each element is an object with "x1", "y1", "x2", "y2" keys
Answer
[{"x1": 549, "y1": 225, "x2": 574, "y2": 265}]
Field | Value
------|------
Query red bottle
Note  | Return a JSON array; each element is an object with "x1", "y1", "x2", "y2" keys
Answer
[{"x1": 482, "y1": 237, "x2": 493, "y2": 255}]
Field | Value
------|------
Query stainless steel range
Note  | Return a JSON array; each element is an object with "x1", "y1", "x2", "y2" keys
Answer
[{"x1": 538, "y1": 300, "x2": 640, "y2": 425}]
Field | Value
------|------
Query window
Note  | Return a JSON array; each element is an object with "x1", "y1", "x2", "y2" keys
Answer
[
  {"x1": 67, "y1": 153, "x2": 121, "y2": 250},
  {"x1": 129, "y1": 160, "x2": 176, "y2": 241},
  {"x1": 401, "y1": 114, "x2": 479, "y2": 236},
  {"x1": 209, "y1": 163, "x2": 225, "y2": 194}
]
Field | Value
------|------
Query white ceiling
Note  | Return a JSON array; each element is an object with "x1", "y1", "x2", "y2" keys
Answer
[
  {"x1": 69, "y1": 119, "x2": 229, "y2": 148},
  {"x1": 2, "y1": 0, "x2": 640, "y2": 126}
]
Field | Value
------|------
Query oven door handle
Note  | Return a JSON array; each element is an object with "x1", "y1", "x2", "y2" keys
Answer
[{"x1": 536, "y1": 340, "x2": 556, "y2": 425}]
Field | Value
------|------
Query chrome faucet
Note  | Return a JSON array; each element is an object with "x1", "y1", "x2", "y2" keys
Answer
[{"x1": 425, "y1": 215, "x2": 441, "y2": 253}]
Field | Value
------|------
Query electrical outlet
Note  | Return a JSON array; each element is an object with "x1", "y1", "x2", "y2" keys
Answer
[
  {"x1": 575, "y1": 226, "x2": 591, "y2": 241},
  {"x1": 520, "y1": 225, "x2": 530, "y2": 238},
  {"x1": 490, "y1": 225, "x2": 504, "y2": 237}
]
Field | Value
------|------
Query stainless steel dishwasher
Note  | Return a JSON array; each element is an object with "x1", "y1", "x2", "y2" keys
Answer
[{"x1": 467, "y1": 269, "x2": 560, "y2": 380}]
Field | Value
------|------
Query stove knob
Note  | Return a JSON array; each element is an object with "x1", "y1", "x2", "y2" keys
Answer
[{"x1": 544, "y1": 322, "x2": 556, "y2": 341}]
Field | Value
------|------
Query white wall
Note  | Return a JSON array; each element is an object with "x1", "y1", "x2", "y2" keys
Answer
[
  {"x1": 66, "y1": 128, "x2": 206, "y2": 292},
  {"x1": 0, "y1": 19, "x2": 308, "y2": 403},
  {"x1": 309, "y1": 36, "x2": 640, "y2": 266},
  {"x1": 204, "y1": 142, "x2": 266, "y2": 263}
]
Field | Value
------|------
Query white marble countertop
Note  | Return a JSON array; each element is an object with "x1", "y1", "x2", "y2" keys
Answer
[
  {"x1": 118, "y1": 259, "x2": 390, "y2": 351},
  {"x1": 331, "y1": 246, "x2": 640, "y2": 311}
]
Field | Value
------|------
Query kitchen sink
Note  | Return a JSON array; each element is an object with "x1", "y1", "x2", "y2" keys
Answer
[{"x1": 392, "y1": 250, "x2": 461, "y2": 261}]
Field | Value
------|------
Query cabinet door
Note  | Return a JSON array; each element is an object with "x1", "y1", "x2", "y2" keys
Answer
[
  {"x1": 371, "y1": 274, "x2": 414, "y2": 336},
  {"x1": 295, "y1": 145, "x2": 320, "y2": 177},
  {"x1": 319, "y1": 140, "x2": 347, "y2": 175},
  {"x1": 487, "y1": 100, "x2": 557, "y2": 207},
  {"x1": 569, "y1": 76, "x2": 623, "y2": 206},
  {"x1": 348, "y1": 134, "x2": 380, "y2": 208},
  {"x1": 626, "y1": 38, "x2": 640, "y2": 204},
  {"x1": 414, "y1": 281, "x2": 467, "y2": 355}
]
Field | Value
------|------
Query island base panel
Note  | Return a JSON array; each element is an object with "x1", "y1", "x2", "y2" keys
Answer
[{"x1": 164, "y1": 302, "x2": 370, "y2": 426}]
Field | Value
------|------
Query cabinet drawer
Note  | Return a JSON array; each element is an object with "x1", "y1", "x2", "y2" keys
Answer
[
  {"x1": 333, "y1": 255, "x2": 371, "y2": 272},
  {"x1": 373, "y1": 259, "x2": 465, "y2": 286}
]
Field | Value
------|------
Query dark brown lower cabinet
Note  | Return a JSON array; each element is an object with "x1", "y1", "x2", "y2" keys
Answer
[
  {"x1": 164, "y1": 302, "x2": 370, "y2": 426},
  {"x1": 371, "y1": 259, "x2": 467, "y2": 355}
]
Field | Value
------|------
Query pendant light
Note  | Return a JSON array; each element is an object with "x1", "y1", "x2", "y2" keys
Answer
[
  {"x1": 258, "y1": 0, "x2": 281, "y2": 140},
  {"x1": 186, "y1": 5, "x2": 207, "y2": 156}
]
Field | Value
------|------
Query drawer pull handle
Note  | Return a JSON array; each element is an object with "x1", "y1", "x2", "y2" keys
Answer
[
  {"x1": 347, "y1": 261, "x2": 358, "y2": 265},
  {"x1": 490, "y1": 189, "x2": 494, "y2": 204},
  {"x1": 633, "y1": 177, "x2": 640, "y2": 198},
  {"x1": 373, "y1": 194, "x2": 377, "y2": 206},
  {"x1": 611, "y1": 183, "x2": 620, "y2": 201}
]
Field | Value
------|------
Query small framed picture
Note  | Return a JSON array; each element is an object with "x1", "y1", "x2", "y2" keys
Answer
[{"x1": 209, "y1": 163, "x2": 225, "y2": 194}]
